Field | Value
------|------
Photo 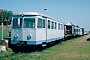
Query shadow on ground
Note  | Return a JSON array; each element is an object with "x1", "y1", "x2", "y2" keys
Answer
[
  {"x1": 10, "y1": 45, "x2": 43, "y2": 53},
  {"x1": 9, "y1": 41, "x2": 62, "y2": 53}
]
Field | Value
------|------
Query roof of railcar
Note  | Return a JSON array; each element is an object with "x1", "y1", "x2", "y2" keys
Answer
[{"x1": 13, "y1": 12, "x2": 63, "y2": 23}]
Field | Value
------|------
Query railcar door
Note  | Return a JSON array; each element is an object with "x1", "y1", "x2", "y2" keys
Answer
[{"x1": 36, "y1": 17, "x2": 47, "y2": 45}]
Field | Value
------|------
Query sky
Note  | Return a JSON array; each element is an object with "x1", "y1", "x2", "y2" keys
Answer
[{"x1": 0, "y1": 0, "x2": 90, "y2": 30}]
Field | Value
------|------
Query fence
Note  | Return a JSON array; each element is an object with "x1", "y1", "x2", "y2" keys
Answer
[{"x1": 0, "y1": 25, "x2": 11, "y2": 37}]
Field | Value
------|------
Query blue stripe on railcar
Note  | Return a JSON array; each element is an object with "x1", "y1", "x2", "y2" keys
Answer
[{"x1": 11, "y1": 36, "x2": 64, "y2": 45}]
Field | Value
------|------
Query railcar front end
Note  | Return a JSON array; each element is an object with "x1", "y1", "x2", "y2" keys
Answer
[{"x1": 11, "y1": 15, "x2": 38, "y2": 46}]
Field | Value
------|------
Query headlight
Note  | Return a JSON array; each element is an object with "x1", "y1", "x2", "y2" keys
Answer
[
  {"x1": 14, "y1": 34, "x2": 18, "y2": 38},
  {"x1": 27, "y1": 34, "x2": 32, "y2": 39}
]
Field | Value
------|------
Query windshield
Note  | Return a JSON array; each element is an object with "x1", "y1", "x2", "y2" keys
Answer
[
  {"x1": 24, "y1": 18, "x2": 35, "y2": 28},
  {"x1": 13, "y1": 18, "x2": 22, "y2": 28}
]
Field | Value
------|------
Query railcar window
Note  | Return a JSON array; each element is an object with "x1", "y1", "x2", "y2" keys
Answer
[
  {"x1": 61, "y1": 24, "x2": 63, "y2": 30},
  {"x1": 48, "y1": 20, "x2": 50, "y2": 29},
  {"x1": 74, "y1": 29, "x2": 76, "y2": 32},
  {"x1": 13, "y1": 18, "x2": 22, "y2": 28},
  {"x1": 74, "y1": 29, "x2": 75, "y2": 32},
  {"x1": 74, "y1": 29, "x2": 78, "y2": 32},
  {"x1": 79, "y1": 29, "x2": 80, "y2": 32},
  {"x1": 37, "y1": 18, "x2": 42, "y2": 28},
  {"x1": 20, "y1": 18, "x2": 22, "y2": 27},
  {"x1": 43, "y1": 19, "x2": 45, "y2": 28},
  {"x1": 24, "y1": 18, "x2": 35, "y2": 28},
  {"x1": 76, "y1": 29, "x2": 77, "y2": 32},
  {"x1": 55, "y1": 22, "x2": 57, "y2": 29},
  {"x1": 58, "y1": 23, "x2": 60, "y2": 29},
  {"x1": 77, "y1": 29, "x2": 79, "y2": 32},
  {"x1": 51, "y1": 21, "x2": 54, "y2": 29}
]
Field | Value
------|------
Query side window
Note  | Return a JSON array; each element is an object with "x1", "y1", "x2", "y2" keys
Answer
[
  {"x1": 43, "y1": 19, "x2": 45, "y2": 28},
  {"x1": 51, "y1": 21, "x2": 54, "y2": 29},
  {"x1": 58, "y1": 23, "x2": 60, "y2": 29},
  {"x1": 37, "y1": 18, "x2": 42, "y2": 28},
  {"x1": 48, "y1": 20, "x2": 50, "y2": 29},
  {"x1": 55, "y1": 22, "x2": 57, "y2": 29}
]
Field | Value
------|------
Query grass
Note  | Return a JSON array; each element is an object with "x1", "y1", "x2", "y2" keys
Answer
[{"x1": 0, "y1": 35, "x2": 90, "y2": 60}]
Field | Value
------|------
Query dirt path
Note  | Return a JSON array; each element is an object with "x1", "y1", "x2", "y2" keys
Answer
[{"x1": 75, "y1": 34, "x2": 90, "y2": 44}]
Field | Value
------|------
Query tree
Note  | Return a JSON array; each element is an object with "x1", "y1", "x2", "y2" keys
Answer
[
  {"x1": 0, "y1": 9, "x2": 13, "y2": 25},
  {"x1": 0, "y1": 9, "x2": 13, "y2": 36}
]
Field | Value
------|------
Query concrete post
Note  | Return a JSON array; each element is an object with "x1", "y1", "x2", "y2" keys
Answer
[{"x1": 2, "y1": 23, "x2": 3, "y2": 40}]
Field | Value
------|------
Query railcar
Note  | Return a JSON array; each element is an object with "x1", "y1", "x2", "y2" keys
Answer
[
  {"x1": 64, "y1": 22, "x2": 75, "y2": 39},
  {"x1": 84, "y1": 30, "x2": 89, "y2": 35},
  {"x1": 11, "y1": 12, "x2": 64, "y2": 47},
  {"x1": 79, "y1": 28, "x2": 84, "y2": 36},
  {"x1": 74, "y1": 27, "x2": 81, "y2": 36}
]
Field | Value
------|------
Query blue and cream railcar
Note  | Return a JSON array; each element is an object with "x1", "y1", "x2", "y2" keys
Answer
[
  {"x1": 11, "y1": 12, "x2": 64, "y2": 46},
  {"x1": 74, "y1": 27, "x2": 80, "y2": 36}
]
